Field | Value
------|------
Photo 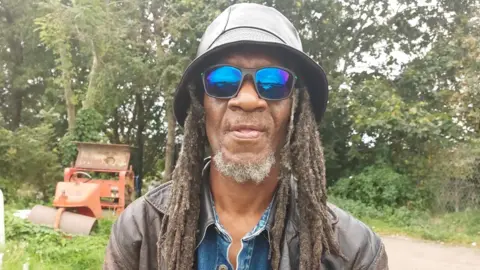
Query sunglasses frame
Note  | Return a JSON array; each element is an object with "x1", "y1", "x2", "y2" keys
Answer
[{"x1": 201, "y1": 64, "x2": 298, "y2": 101}]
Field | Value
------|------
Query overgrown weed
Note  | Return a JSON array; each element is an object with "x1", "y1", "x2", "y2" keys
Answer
[
  {"x1": 330, "y1": 196, "x2": 480, "y2": 247},
  {"x1": 3, "y1": 210, "x2": 113, "y2": 270}
]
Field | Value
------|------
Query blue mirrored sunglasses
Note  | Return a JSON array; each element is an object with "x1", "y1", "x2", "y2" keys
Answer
[{"x1": 201, "y1": 65, "x2": 297, "y2": 101}]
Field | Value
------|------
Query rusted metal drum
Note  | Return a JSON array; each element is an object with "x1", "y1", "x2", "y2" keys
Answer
[{"x1": 28, "y1": 205, "x2": 97, "y2": 235}]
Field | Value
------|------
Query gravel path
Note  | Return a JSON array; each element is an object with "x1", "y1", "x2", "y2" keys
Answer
[{"x1": 382, "y1": 236, "x2": 480, "y2": 270}]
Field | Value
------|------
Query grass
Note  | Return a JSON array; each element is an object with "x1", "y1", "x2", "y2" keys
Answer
[
  {"x1": 330, "y1": 196, "x2": 480, "y2": 247},
  {"x1": 2, "y1": 209, "x2": 113, "y2": 270},
  {"x1": 2, "y1": 199, "x2": 479, "y2": 269},
  {"x1": 362, "y1": 214, "x2": 480, "y2": 245}
]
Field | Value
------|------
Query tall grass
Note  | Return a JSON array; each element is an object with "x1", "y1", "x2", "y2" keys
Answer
[
  {"x1": 2, "y1": 210, "x2": 113, "y2": 270},
  {"x1": 330, "y1": 196, "x2": 480, "y2": 246},
  {"x1": 2, "y1": 197, "x2": 479, "y2": 270}
]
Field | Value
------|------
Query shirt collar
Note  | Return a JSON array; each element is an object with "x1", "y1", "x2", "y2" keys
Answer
[
  {"x1": 196, "y1": 158, "x2": 216, "y2": 249},
  {"x1": 211, "y1": 185, "x2": 275, "y2": 241},
  {"x1": 195, "y1": 157, "x2": 279, "y2": 249},
  {"x1": 145, "y1": 157, "x2": 339, "y2": 250}
]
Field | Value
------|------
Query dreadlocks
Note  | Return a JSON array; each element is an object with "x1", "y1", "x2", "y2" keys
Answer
[
  {"x1": 291, "y1": 89, "x2": 342, "y2": 269},
  {"x1": 157, "y1": 87, "x2": 206, "y2": 270},
  {"x1": 157, "y1": 87, "x2": 341, "y2": 269}
]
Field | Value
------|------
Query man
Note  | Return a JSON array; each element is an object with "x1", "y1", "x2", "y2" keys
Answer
[{"x1": 104, "y1": 3, "x2": 388, "y2": 270}]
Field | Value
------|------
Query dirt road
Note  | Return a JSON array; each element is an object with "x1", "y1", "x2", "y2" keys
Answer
[{"x1": 382, "y1": 235, "x2": 480, "y2": 270}]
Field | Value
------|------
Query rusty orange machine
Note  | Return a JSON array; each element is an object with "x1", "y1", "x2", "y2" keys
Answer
[{"x1": 28, "y1": 142, "x2": 135, "y2": 235}]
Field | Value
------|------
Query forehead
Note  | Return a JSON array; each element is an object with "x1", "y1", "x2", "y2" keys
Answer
[
  {"x1": 220, "y1": 51, "x2": 282, "y2": 68},
  {"x1": 214, "y1": 46, "x2": 290, "y2": 69}
]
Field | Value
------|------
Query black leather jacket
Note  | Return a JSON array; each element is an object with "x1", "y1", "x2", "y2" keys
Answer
[{"x1": 104, "y1": 170, "x2": 388, "y2": 269}]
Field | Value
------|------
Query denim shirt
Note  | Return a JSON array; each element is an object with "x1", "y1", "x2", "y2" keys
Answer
[{"x1": 196, "y1": 194, "x2": 273, "y2": 270}]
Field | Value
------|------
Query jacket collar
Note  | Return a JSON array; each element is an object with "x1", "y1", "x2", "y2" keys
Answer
[
  {"x1": 145, "y1": 157, "x2": 338, "y2": 249},
  {"x1": 196, "y1": 159, "x2": 215, "y2": 248},
  {"x1": 196, "y1": 158, "x2": 282, "y2": 248},
  {"x1": 144, "y1": 158, "x2": 220, "y2": 249}
]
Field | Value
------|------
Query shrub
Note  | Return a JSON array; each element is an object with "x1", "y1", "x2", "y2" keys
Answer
[
  {"x1": 330, "y1": 165, "x2": 416, "y2": 208},
  {"x1": 328, "y1": 196, "x2": 387, "y2": 220},
  {"x1": 0, "y1": 178, "x2": 20, "y2": 205},
  {"x1": 59, "y1": 108, "x2": 106, "y2": 166},
  {"x1": 426, "y1": 140, "x2": 480, "y2": 212},
  {"x1": 3, "y1": 210, "x2": 112, "y2": 270},
  {"x1": 0, "y1": 125, "x2": 62, "y2": 203}
]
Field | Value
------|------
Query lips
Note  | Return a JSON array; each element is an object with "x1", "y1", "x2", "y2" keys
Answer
[
  {"x1": 232, "y1": 129, "x2": 261, "y2": 139},
  {"x1": 229, "y1": 124, "x2": 265, "y2": 139}
]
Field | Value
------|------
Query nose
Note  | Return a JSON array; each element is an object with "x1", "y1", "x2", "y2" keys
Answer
[{"x1": 227, "y1": 76, "x2": 267, "y2": 112}]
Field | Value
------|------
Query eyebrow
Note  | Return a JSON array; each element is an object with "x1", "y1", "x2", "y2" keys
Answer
[
  {"x1": 205, "y1": 46, "x2": 297, "y2": 73},
  {"x1": 221, "y1": 54, "x2": 287, "y2": 68}
]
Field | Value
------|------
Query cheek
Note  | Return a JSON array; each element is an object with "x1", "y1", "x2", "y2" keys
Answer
[
  {"x1": 271, "y1": 99, "x2": 293, "y2": 133},
  {"x1": 267, "y1": 99, "x2": 292, "y2": 150},
  {"x1": 204, "y1": 95, "x2": 227, "y2": 149}
]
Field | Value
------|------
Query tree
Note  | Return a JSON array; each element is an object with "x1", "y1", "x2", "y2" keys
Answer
[
  {"x1": 0, "y1": 124, "x2": 62, "y2": 202},
  {"x1": 0, "y1": 0, "x2": 54, "y2": 130},
  {"x1": 1, "y1": 0, "x2": 478, "y2": 208}
]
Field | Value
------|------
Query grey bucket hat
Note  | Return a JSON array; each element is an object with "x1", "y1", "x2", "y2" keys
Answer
[{"x1": 174, "y1": 3, "x2": 329, "y2": 126}]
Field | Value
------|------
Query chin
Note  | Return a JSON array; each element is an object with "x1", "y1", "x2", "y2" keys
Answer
[
  {"x1": 219, "y1": 148, "x2": 270, "y2": 165},
  {"x1": 213, "y1": 148, "x2": 276, "y2": 184}
]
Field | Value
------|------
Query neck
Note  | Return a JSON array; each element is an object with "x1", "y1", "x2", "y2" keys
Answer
[{"x1": 209, "y1": 163, "x2": 279, "y2": 216}]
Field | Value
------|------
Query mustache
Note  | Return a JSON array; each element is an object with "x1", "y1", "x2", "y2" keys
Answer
[{"x1": 224, "y1": 114, "x2": 269, "y2": 132}]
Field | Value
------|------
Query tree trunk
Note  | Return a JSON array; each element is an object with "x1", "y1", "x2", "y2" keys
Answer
[
  {"x1": 134, "y1": 93, "x2": 145, "y2": 195},
  {"x1": 112, "y1": 108, "x2": 121, "y2": 143},
  {"x1": 10, "y1": 90, "x2": 22, "y2": 130},
  {"x1": 164, "y1": 102, "x2": 177, "y2": 183},
  {"x1": 454, "y1": 182, "x2": 460, "y2": 212},
  {"x1": 59, "y1": 46, "x2": 76, "y2": 132},
  {"x1": 5, "y1": 8, "x2": 23, "y2": 130},
  {"x1": 83, "y1": 42, "x2": 99, "y2": 109}
]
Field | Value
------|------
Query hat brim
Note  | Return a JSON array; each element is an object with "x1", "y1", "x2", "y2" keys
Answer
[{"x1": 174, "y1": 29, "x2": 329, "y2": 127}]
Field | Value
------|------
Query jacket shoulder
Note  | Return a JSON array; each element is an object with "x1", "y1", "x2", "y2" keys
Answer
[
  {"x1": 144, "y1": 181, "x2": 172, "y2": 213},
  {"x1": 116, "y1": 180, "x2": 172, "y2": 224},
  {"x1": 103, "y1": 182, "x2": 172, "y2": 270},
  {"x1": 111, "y1": 180, "x2": 172, "y2": 236},
  {"x1": 327, "y1": 203, "x2": 389, "y2": 270}
]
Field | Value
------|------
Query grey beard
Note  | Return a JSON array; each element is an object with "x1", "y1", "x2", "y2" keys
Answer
[{"x1": 213, "y1": 151, "x2": 276, "y2": 184}]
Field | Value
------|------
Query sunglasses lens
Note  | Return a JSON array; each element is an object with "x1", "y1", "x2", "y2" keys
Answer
[
  {"x1": 255, "y1": 67, "x2": 294, "y2": 100},
  {"x1": 204, "y1": 66, "x2": 242, "y2": 98}
]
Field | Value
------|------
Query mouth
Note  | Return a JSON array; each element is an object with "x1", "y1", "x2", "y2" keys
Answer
[{"x1": 229, "y1": 124, "x2": 265, "y2": 140}]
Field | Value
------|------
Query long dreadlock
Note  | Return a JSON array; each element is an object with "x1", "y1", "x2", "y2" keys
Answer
[
  {"x1": 158, "y1": 86, "x2": 341, "y2": 269},
  {"x1": 157, "y1": 87, "x2": 206, "y2": 270}
]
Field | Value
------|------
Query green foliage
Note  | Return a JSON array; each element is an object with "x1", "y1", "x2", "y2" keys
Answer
[
  {"x1": 59, "y1": 108, "x2": 105, "y2": 166},
  {"x1": 0, "y1": 0, "x2": 478, "y2": 239},
  {"x1": 425, "y1": 139, "x2": 480, "y2": 212},
  {"x1": 0, "y1": 4, "x2": 479, "y2": 269},
  {"x1": 59, "y1": 132, "x2": 77, "y2": 168},
  {"x1": 0, "y1": 0, "x2": 55, "y2": 130},
  {"x1": 0, "y1": 178, "x2": 21, "y2": 206},
  {"x1": 0, "y1": 125, "x2": 61, "y2": 203},
  {"x1": 330, "y1": 196, "x2": 480, "y2": 245},
  {"x1": 330, "y1": 165, "x2": 417, "y2": 208},
  {"x1": 3, "y1": 210, "x2": 112, "y2": 270},
  {"x1": 4, "y1": 0, "x2": 479, "y2": 185},
  {"x1": 329, "y1": 196, "x2": 427, "y2": 227},
  {"x1": 74, "y1": 108, "x2": 104, "y2": 141},
  {"x1": 344, "y1": 78, "x2": 458, "y2": 176}
]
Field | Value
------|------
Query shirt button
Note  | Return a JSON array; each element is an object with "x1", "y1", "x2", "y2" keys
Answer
[{"x1": 218, "y1": 264, "x2": 228, "y2": 270}]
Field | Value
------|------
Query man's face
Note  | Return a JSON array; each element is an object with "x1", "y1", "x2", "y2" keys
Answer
[{"x1": 203, "y1": 51, "x2": 293, "y2": 183}]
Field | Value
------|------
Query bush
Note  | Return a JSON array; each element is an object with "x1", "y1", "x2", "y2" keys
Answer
[
  {"x1": 330, "y1": 165, "x2": 416, "y2": 208},
  {"x1": 425, "y1": 140, "x2": 480, "y2": 212},
  {"x1": 0, "y1": 125, "x2": 62, "y2": 202},
  {"x1": 3, "y1": 210, "x2": 112, "y2": 270},
  {"x1": 0, "y1": 178, "x2": 20, "y2": 205},
  {"x1": 330, "y1": 195, "x2": 480, "y2": 245},
  {"x1": 329, "y1": 196, "x2": 386, "y2": 219},
  {"x1": 59, "y1": 108, "x2": 106, "y2": 166}
]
